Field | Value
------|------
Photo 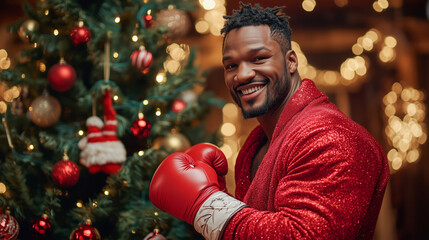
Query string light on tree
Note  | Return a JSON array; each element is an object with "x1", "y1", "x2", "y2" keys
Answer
[
  {"x1": 0, "y1": 49, "x2": 11, "y2": 70},
  {"x1": 156, "y1": 71, "x2": 166, "y2": 84}
]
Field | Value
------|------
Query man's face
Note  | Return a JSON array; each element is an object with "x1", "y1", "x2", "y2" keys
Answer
[{"x1": 222, "y1": 25, "x2": 290, "y2": 119}]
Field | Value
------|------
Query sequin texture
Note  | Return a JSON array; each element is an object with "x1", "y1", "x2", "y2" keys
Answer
[{"x1": 223, "y1": 79, "x2": 390, "y2": 239}]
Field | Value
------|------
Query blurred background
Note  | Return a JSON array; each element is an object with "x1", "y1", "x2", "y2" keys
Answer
[{"x1": 1, "y1": 0, "x2": 428, "y2": 239}]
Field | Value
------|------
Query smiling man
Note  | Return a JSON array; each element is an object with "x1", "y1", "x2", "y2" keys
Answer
[{"x1": 149, "y1": 3, "x2": 390, "y2": 239}]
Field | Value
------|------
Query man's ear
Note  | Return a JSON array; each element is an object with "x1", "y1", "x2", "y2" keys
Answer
[{"x1": 286, "y1": 49, "x2": 298, "y2": 74}]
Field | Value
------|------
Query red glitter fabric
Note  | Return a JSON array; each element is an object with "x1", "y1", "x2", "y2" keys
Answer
[{"x1": 223, "y1": 79, "x2": 390, "y2": 239}]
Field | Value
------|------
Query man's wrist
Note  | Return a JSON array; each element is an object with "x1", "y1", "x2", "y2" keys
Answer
[{"x1": 193, "y1": 191, "x2": 247, "y2": 240}]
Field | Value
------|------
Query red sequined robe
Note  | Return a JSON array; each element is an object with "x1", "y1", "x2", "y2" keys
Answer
[{"x1": 223, "y1": 79, "x2": 390, "y2": 239}]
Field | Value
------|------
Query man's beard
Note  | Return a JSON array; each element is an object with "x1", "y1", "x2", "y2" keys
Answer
[{"x1": 232, "y1": 75, "x2": 290, "y2": 119}]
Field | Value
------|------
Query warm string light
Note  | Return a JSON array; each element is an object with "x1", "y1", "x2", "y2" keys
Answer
[
  {"x1": 196, "y1": 0, "x2": 226, "y2": 35},
  {"x1": 0, "y1": 80, "x2": 22, "y2": 114},
  {"x1": 373, "y1": 0, "x2": 390, "y2": 12},
  {"x1": 383, "y1": 82, "x2": 427, "y2": 171},
  {"x1": 131, "y1": 23, "x2": 139, "y2": 42},
  {"x1": 302, "y1": 0, "x2": 316, "y2": 12},
  {"x1": 220, "y1": 103, "x2": 240, "y2": 160},
  {"x1": 164, "y1": 43, "x2": 190, "y2": 74},
  {"x1": 295, "y1": 28, "x2": 398, "y2": 88},
  {"x1": 379, "y1": 36, "x2": 397, "y2": 62},
  {"x1": 0, "y1": 49, "x2": 11, "y2": 70},
  {"x1": 155, "y1": 71, "x2": 166, "y2": 84},
  {"x1": 0, "y1": 182, "x2": 6, "y2": 194},
  {"x1": 27, "y1": 144, "x2": 34, "y2": 151}
]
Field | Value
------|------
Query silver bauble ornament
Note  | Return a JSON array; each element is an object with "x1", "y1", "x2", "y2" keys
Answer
[
  {"x1": 29, "y1": 94, "x2": 61, "y2": 127},
  {"x1": 155, "y1": 8, "x2": 191, "y2": 39}
]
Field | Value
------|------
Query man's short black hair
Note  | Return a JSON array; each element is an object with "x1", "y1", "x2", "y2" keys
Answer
[{"x1": 221, "y1": 2, "x2": 292, "y2": 53}]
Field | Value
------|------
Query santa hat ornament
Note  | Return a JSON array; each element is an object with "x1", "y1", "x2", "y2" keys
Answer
[{"x1": 78, "y1": 90, "x2": 126, "y2": 174}]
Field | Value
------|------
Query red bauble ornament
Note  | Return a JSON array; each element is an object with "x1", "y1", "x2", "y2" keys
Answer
[
  {"x1": 30, "y1": 214, "x2": 53, "y2": 239},
  {"x1": 130, "y1": 47, "x2": 153, "y2": 74},
  {"x1": 52, "y1": 156, "x2": 80, "y2": 188},
  {"x1": 144, "y1": 229, "x2": 166, "y2": 240},
  {"x1": 130, "y1": 113, "x2": 151, "y2": 139},
  {"x1": 0, "y1": 213, "x2": 19, "y2": 240},
  {"x1": 143, "y1": 13, "x2": 154, "y2": 28},
  {"x1": 70, "y1": 21, "x2": 91, "y2": 45},
  {"x1": 171, "y1": 99, "x2": 187, "y2": 113},
  {"x1": 69, "y1": 220, "x2": 101, "y2": 240},
  {"x1": 48, "y1": 59, "x2": 77, "y2": 92}
]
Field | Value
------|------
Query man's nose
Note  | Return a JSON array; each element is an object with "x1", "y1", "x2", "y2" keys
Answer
[{"x1": 235, "y1": 62, "x2": 255, "y2": 82}]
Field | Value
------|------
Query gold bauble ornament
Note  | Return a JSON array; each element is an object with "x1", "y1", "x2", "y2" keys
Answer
[
  {"x1": 29, "y1": 94, "x2": 61, "y2": 127},
  {"x1": 155, "y1": 8, "x2": 191, "y2": 39},
  {"x1": 163, "y1": 132, "x2": 191, "y2": 152},
  {"x1": 18, "y1": 19, "x2": 39, "y2": 41}
]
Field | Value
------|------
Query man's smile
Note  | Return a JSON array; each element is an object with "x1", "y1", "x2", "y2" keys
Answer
[{"x1": 235, "y1": 81, "x2": 268, "y2": 98}]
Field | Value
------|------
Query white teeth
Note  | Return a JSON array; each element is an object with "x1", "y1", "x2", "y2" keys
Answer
[{"x1": 241, "y1": 85, "x2": 263, "y2": 95}]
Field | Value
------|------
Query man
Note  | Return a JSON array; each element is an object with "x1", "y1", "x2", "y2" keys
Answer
[{"x1": 150, "y1": 3, "x2": 390, "y2": 239}]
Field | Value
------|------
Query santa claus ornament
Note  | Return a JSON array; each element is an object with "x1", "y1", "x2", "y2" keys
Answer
[{"x1": 78, "y1": 90, "x2": 126, "y2": 174}]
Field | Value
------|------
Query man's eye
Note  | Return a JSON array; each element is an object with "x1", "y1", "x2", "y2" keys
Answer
[
  {"x1": 253, "y1": 57, "x2": 267, "y2": 62},
  {"x1": 225, "y1": 64, "x2": 237, "y2": 70}
]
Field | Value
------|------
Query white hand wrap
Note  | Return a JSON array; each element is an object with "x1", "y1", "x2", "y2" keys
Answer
[{"x1": 193, "y1": 191, "x2": 247, "y2": 240}]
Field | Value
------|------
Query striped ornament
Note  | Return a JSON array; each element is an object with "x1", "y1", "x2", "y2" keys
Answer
[{"x1": 130, "y1": 49, "x2": 153, "y2": 74}]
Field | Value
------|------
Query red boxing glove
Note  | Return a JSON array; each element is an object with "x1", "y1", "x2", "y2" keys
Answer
[
  {"x1": 185, "y1": 143, "x2": 228, "y2": 192},
  {"x1": 149, "y1": 152, "x2": 220, "y2": 224}
]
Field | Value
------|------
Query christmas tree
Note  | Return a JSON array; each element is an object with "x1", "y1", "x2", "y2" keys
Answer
[{"x1": 0, "y1": 0, "x2": 223, "y2": 239}]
